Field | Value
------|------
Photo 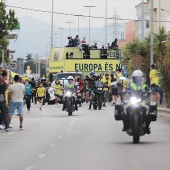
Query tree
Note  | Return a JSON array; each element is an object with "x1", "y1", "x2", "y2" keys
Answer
[
  {"x1": 122, "y1": 27, "x2": 170, "y2": 107},
  {"x1": 122, "y1": 38, "x2": 143, "y2": 74},
  {"x1": 157, "y1": 40, "x2": 170, "y2": 107},
  {"x1": 154, "y1": 27, "x2": 168, "y2": 63},
  {"x1": 0, "y1": 1, "x2": 18, "y2": 63}
]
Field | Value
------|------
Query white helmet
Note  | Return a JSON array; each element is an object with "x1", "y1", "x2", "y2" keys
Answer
[
  {"x1": 132, "y1": 70, "x2": 143, "y2": 85},
  {"x1": 67, "y1": 76, "x2": 74, "y2": 80},
  {"x1": 132, "y1": 70, "x2": 143, "y2": 77}
]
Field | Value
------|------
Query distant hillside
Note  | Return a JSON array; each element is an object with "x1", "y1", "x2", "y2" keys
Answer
[{"x1": 9, "y1": 16, "x2": 125, "y2": 59}]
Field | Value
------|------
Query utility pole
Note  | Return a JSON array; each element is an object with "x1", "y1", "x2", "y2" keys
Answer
[
  {"x1": 141, "y1": 0, "x2": 144, "y2": 40},
  {"x1": 150, "y1": 0, "x2": 154, "y2": 65},
  {"x1": 51, "y1": 0, "x2": 54, "y2": 49},
  {"x1": 159, "y1": 0, "x2": 161, "y2": 28},
  {"x1": 105, "y1": 0, "x2": 108, "y2": 46}
]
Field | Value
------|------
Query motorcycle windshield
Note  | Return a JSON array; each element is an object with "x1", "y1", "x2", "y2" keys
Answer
[{"x1": 95, "y1": 80, "x2": 103, "y2": 88}]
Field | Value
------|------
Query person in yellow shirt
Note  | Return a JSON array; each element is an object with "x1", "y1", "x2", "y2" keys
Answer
[
  {"x1": 102, "y1": 74, "x2": 111, "y2": 107},
  {"x1": 54, "y1": 79, "x2": 63, "y2": 107},
  {"x1": 150, "y1": 64, "x2": 160, "y2": 104},
  {"x1": 36, "y1": 83, "x2": 46, "y2": 110}
]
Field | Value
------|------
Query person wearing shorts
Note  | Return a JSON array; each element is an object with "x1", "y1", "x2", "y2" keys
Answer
[
  {"x1": 54, "y1": 79, "x2": 63, "y2": 107},
  {"x1": 110, "y1": 74, "x2": 118, "y2": 105},
  {"x1": 150, "y1": 64, "x2": 160, "y2": 104},
  {"x1": 36, "y1": 83, "x2": 46, "y2": 110},
  {"x1": 8, "y1": 75, "x2": 25, "y2": 130}
]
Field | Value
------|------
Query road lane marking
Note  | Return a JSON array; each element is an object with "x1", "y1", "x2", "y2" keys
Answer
[
  {"x1": 24, "y1": 166, "x2": 33, "y2": 170},
  {"x1": 49, "y1": 144, "x2": 55, "y2": 148},
  {"x1": 65, "y1": 128, "x2": 70, "y2": 131},
  {"x1": 58, "y1": 135, "x2": 63, "y2": 139},
  {"x1": 38, "y1": 154, "x2": 46, "y2": 159}
]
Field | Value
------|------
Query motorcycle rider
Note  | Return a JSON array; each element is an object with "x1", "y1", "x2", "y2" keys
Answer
[
  {"x1": 122, "y1": 70, "x2": 151, "y2": 134},
  {"x1": 62, "y1": 76, "x2": 78, "y2": 111},
  {"x1": 88, "y1": 71, "x2": 96, "y2": 96},
  {"x1": 89, "y1": 74, "x2": 104, "y2": 109}
]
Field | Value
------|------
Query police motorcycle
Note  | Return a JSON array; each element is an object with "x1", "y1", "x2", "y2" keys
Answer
[
  {"x1": 62, "y1": 76, "x2": 78, "y2": 116},
  {"x1": 89, "y1": 74, "x2": 104, "y2": 110},
  {"x1": 114, "y1": 70, "x2": 157, "y2": 144}
]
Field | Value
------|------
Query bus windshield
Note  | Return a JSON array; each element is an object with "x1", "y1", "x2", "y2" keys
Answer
[{"x1": 56, "y1": 73, "x2": 83, "y2": 80}]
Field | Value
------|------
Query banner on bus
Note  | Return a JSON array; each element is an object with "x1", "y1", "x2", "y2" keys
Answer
[{"x1": 65, "y1": 60, "x2": 122, "y2": 72}]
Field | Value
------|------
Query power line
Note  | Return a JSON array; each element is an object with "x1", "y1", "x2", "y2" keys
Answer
[{"x1": 6, "y1": 5, "x2": 170, "y2": 22}]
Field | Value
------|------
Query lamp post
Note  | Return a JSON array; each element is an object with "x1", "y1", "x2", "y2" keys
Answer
[
  {"x1": 105, "y1": 0, "x2": 107, "y2": 46},
  {"x1": 84, "y1": 5, "x2": 96, "y2": 46},
  {"x1": 141, "y1": 0, "x2": 144, "y2": 40},
  {"x1": 159, "y1": 0, "x2": 161, "y2": 28},
  {"x1": 54, "y1": 32, "x2": 60, "y2": 47},
  {"x1": 58, "y1": 27, "x2": 65, "y2": 47},
  {"x1": 75, "y1": 15, "x2": 81, "y2": 35},
  {"x1": 66, "y1": 21, "x2": 74, "y2": 36},
  {"x1": 51, "y1": 0, "x2": 54, "y2": 49},
  {"x1": 150, "y1": 0, "x2": 154, "y2": 65}
]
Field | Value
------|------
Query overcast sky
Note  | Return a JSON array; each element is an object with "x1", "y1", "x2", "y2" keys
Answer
[
  {"x1": 6, "y1": 0, "x2": 144, "y2": 28},
  {"x1": 6, "y1": 0, "x2": 146, "y2": 58}
]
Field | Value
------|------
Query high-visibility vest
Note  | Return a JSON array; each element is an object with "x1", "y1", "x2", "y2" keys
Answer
[
  {"x1": 130, "y1": 83, "x2": 147, "y2": 91},
  {"x1": 66, "y1": 83, "x2": 74, "y2": 88}
]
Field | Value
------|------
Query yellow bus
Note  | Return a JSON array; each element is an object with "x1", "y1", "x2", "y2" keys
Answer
[{"x1": 49, "y1": 47, "x2": 122, "y2": 81}]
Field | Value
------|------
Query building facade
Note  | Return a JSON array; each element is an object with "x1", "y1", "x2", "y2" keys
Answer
[
  {"x1": 135, "y1": 2, "x2": 150, "y2": 40},
  {"x1": 125, "y1": 20, "x2": 137, "y2": 43},
  {"x1": 148, "y1": 0, "x2": 170, "y2": 32}
]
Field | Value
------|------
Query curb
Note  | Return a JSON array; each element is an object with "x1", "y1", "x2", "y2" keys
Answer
[{"x1": 158, "y1": 107, "x2": 170, "y2": 114}]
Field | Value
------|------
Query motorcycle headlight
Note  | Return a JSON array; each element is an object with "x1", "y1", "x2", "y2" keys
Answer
[
  {"x1": 97, "y1": 88, "x2": 103, "y2": 90},
  {"x1": 66, "y1": 91, "x2": 71, "y2": 96},
  {"x1": 130, "y1": 97, "x2": 141, "y2": 105}
]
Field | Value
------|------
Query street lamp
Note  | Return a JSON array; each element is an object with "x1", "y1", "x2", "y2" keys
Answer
[
  {"x1": 51, "y1": 0, "x2": 54, "y2": 49},
  {"x1": 58, "y1": 27, "x2": 65, "y2": 47},
  {"x1": 75, "y1": 15, "x2": 81, "y2": 35},
  {"x1": 66, "y1": 21, "x2": 74, "y2": 37},
  {"x1": 84, "y1": 5, "x2": 96, "y2": 46},
  {"x1": 150, "y1": 0, "x2": 154, "y2": 65},
  {"x1": 105, "y1": 0, "x2": 107, "y2": 46},
  {"x1": 141, "y1": 0, "x2": 144, "y2": 40},
  {"x1": 54, "y1": 32, "x2": 60, "y2": 47}
]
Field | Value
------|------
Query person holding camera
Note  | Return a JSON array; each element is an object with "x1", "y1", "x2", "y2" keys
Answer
[{"x1": 150, "y1": 64, "x2": 160, "y2": 104}]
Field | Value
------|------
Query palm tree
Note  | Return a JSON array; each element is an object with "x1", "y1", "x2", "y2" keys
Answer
[
  {"x1": 154, "y1": 27, "x2": 168, "y2": 63},
  {"x1": 122, "y1": 38, "x2": 143, "y2": 74},
  {"x1": 158, "y1": 41, "x2": 170, "y2": 107}
]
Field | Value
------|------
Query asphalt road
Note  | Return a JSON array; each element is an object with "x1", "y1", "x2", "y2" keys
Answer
[{"x1": 0, "y1": 102, "x2": 170, "y2": 170}]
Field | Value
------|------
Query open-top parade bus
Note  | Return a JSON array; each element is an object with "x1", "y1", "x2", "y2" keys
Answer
[{"x1": 49, "y1": 46, "x2": 123, "y2": 81}]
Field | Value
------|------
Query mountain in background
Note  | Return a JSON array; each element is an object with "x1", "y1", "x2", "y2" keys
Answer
[{"x1": 9, "y1": 16, "x2": 125, "y2": 59}]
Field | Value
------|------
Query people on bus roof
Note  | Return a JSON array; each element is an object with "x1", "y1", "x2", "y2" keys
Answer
[{"x1": 111, "y1": 38, "x2": 118, "y2": 50}]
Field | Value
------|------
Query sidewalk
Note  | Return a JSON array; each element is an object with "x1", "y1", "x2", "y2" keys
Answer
[{"x1": 158, "y1": 107, "x2": 170, "y2": 113}]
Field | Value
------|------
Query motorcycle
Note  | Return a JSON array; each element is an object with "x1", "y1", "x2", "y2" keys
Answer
[
  {"x1": 64, "y1": 91, "x2": 76, "y2": 116},
  {"x1": 115, "y1": 91, "x2": 157, "y2": 144},
  {"x1": 76, "y1": 86, "x2": 82, "y2": 107},
  {"x1": 89, "y1": 80, "x2": 104, "y2": 110}
]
